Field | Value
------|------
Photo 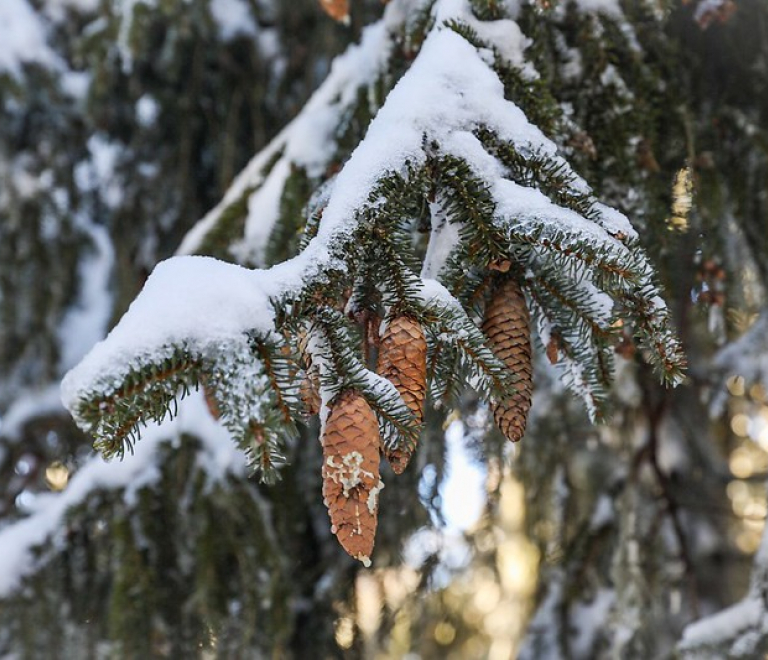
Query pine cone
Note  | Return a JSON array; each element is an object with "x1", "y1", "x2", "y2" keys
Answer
[
  {"x1": 297, "y1": 330, "x2": 321, "y2": 416},
  {"x1": 321, "y1": 390, "x2": 383, "y2": 565},
  {"x1": 202, "y1": 381, "x2": 221, "y2": 420},
  {"x1": 376, "y1": 315, "x2": 427, "y2": 473},
  {"x1": 318, "y1": 0, "x2": 349, "y2": 23},
  {"x1": 545, "y1": 333, "x2": 561, "y2": 365},
  {"x1": 300, "y1": 367, "x2": 321, "y2": 416},
  {"x1": 482, "y1": 277, "x2": 533, "y2": 442}
]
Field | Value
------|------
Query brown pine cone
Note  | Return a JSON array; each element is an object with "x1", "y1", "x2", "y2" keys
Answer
[
  {"x1": 318, "y1": 0, "x2": 349, "y2": 23},
  {"x1": 300, "y1": 367, "x2": 321, "y2": 416},
  {"x1": 482, "y1": 277, "x2": 533, "y2": 442},
  {"x1": 376, "y1": 315, "x2": 427, "y2": 473},
  {"x1": 202, "y1": 381, "x2": 221, "y2": 420},
  {"x1": 321, "y1": 390, "x2": 383, "y2": 565}
]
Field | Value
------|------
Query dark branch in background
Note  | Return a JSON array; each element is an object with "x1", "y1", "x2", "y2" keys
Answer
[{"x1": 634, "y1": 384, "x2": 701, "y2": 619}]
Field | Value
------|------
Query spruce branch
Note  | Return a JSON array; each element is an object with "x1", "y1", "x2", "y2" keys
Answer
[
  {"x1": 476, "y1": 128, "x2": 599, "y2": 222},
  {"x1": 526, "y1": 288, "x2": 613, "y2": 416},
  {"x1": 72, "y1": 346, "x2": 205, "y2": 460},
  {"x1": 527, "y1": 269, "x2": 616, "y2": 346},
  {"x1": 247, "y1": 332, "x2": 302, "y2": 424},
  {"x1": 202, "y1": 341, "x2": 295, "y2": 484},
  {"x1": 421, "y1": 296, "x2": 515, "y2": 404},
  {"x1": 61, "y1": 0, "x2": 687, "y2": 509},
  {"x1": 499, "y1": 216, "x2": 641, "y2": 285}
]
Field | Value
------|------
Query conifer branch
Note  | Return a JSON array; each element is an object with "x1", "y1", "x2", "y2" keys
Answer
[
  {"x1": 248, "y1": 333, "x2": 301, "y2": 424},
  {"x1": 61, "y1": 0, "x2": 686, "y2": 497},
  {"x1": 421, "y1": 297, "x2": 514, "y2": 404},
  {"x1": 72, "y1": 347, "x2": 205, "y2": 460}
]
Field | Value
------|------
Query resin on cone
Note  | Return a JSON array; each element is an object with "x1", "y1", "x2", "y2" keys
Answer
[
  {"x1": 321, "y1": 390, "x2": 383, "y2": 565},
  {"x1": 376, "y1": 315, "x2": 427, "y2": 473},
  {"x1": 482, "y1": 277, "x2": 533, "y2": 442}
]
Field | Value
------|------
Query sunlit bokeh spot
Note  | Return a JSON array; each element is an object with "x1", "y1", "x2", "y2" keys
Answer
[{"x1": 45, "y1": 461, "x2": 69, "y2": 491}]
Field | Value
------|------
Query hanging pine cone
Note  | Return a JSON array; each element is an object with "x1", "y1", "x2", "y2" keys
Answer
[
  {"x1": 300, "y1": 367, "x2": 321, "y2": 416},
  {"x1": 376, "y1": 315, "x2": 427, "y2": 474},
  {"x1": 482, "y1": 276, "x2": 533, "y2": 442},
  {"x1": 297, "y1": 330, "x2": 321, "y2": 416},
  {"x1": 321, "y1": 390, "x2": 383, "y2": 566},
  {"x1": 318, "y1": 0, "x2": 350, "y2": 23},
  {"x1": 201, "y1": 379, "x2": 221, "y2": 420}
]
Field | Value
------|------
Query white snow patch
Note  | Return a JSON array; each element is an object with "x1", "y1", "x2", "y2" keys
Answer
[
  {"x1": 74, "y1": 134, "x2": 124, "y2": 209},
  {"x1": 421, "y1": 202, "x2": 460, "y2": 279},
  {"x1": 0, "y1": 0, "x2": 61, "y2": 76},
  {"x1": 599, "y1": 64, "x2": 633, "y2": 100},
  {"x1": 593, "y1": 202, "x2": 637, "y2": 241},
  {"x1": 465, "y1": 14, "x2": 533, "y2": 75},
  {"x1": 324, "y1": 451, "x2": 375, "y2": 497},
  {"x1": 240, "y1": 157, "x2": 292, "y2": 265},
  {"x1": 60, "y1": 256, "x2": 273, "y2": 409},
  {"x1": 589, "y1": 495, "x2": 614, "y2": 529},
  {"x1": 419, "y1": 278, "x2": 464, "y2": 311},
  {"x1": 60, "y1": 70, "x2": 91, "y2": 99},
  {"x1": 560, "y1": 47, "x2": 583, "y2": 81},
  {"x1": 210, "y1": 0, "x2": 258, "y2": 41},
  {"x1": 58, "y1": 219, "x2": 114, "y2": 370},
  {"x1": 680, "y1": 598, "x2": 763, "y2": 650},
  {"x1": 136, "y1": 95, "x2": 160, "y2": 126},
  {"x1": 570, "y1": 588, "x2": 615, "y2": 658},
  {"x1": 367, "y1": 479, "x2": 384, "y2": 514},
  {"x1": 115, "y1": 0, "x2": 157, "y2": 73},
  {"x1": 43, "y1": 0, "x2": 100, "y2": 18},
  {"x1": 573, "y1": 0, "x2": 623, "y2": 18},
  {"x1": 0, "y1": 385, "x2": 64, "y2": 441},
  {"x1": 694, "y1": 0, "x2": 729, "y2": 22}
]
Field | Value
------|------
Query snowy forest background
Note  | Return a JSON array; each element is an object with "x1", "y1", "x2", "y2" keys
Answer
[{"x1": 1, "y1": 0, "x2": 768, "y2": 657}]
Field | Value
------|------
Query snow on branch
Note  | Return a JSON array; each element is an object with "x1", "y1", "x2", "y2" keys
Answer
[
  {"x1": 0, "y1": 392, "x2": 245, "y2": 599},
  {"x1": 711, "y1": 311, "x2": 768, "y2": 416},
  {"x1": 177, "y1": 2, "x2": 404, "y2": 264},
  {"x1": 679, "y1": 520, "x2": 768, "y2": 657},
  {"x1": 0, "y1": 0, "x2": 62, "y2": 77},
  {"x1": 60, "y1": 0, "x2": 684, "y2": 563}
]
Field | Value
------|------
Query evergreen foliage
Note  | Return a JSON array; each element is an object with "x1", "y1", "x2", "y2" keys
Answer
[
  {"x1": 62, "y1": 1, "x2": 685, "y2": 490},
  {"x1": 2, "y1": 0, "x2": 768, "y2": 657}
]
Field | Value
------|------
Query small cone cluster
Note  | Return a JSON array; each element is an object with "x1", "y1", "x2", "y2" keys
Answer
[
  {"x1": 482, "y1": 277, "x2": 533, "y2": 442},
  {"x1": 321, "y1": 390, "x2": 383, "y2": 566},
  {"x1": 376, "y1": 315, "x2": 427, "y2": 473}
]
